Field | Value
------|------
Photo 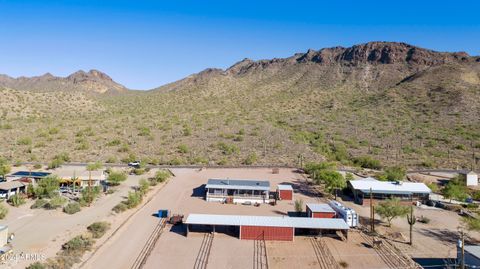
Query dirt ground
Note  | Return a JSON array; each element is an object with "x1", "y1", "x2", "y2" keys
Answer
[
  {"x1": 2, "y1": 165, "x2": 158, "y2": 268},
  {"x1": 339, "y1": 195, "x2": 480, "y2": 266},
  {"x1": 81, "y1": 168, "x2": 393, "y2": 269}
]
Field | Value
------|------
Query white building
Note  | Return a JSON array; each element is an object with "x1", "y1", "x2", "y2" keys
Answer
[
  {"x1": 205, "y1": 178, "x2": 270, "y2": 204},
  {"x1": 54, "y1": 170, "x2": 106, "y2": 188},
  {"x1": 461, "y1": 171, "x2": 478, "y2": 186}
]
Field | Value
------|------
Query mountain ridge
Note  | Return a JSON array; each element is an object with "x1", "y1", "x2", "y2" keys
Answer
[{"x1": 0, "y1": 69, "x2": 128, "y2": 94}]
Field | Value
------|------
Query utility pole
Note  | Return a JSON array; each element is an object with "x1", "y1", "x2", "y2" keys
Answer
[
  {"x1": 460, "y1": 228, "x2": 465, "y2": 269},
  {"x1": 370, "y1": 188, "x2": 375, "y2": 233}
]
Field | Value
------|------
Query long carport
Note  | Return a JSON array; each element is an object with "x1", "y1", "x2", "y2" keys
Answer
[{"x1": 184, "y1": 214, "x2": 349, "y2": 241}]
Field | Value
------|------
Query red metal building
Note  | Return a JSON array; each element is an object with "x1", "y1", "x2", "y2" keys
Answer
[
  {"x1": 185, "y1": 214, "x2": 349, "y2": 241},
  {"x1": 277, "y1": 184, "x2": 293, "y2": 200},
  {"x1": 306, "y1": 203, "x2": 336, "y2": 218}
]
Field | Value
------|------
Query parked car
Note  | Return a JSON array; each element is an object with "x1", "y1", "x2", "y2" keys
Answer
[
  {"x1": 426, "y1": 200, "x2": 435, "y2": 207},
  {"x1": 128, "y1": 161, "x2": 141, "y2": 168}
]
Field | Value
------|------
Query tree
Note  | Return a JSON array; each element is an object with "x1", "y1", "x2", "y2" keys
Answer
[
  {"x1": 345, "y1": 172, "x2": 354, "y2": 181},
  {"x1": 85, "y1": 162, "x2": 103, "y2": 205},
  {"x1": 316, "y1": 170, "x2": 346, "y2": 199},
  {"x1": 34, "y1": 175, "x2": 60, "y2": 198},
  {"x1": 107, "y1": 171, "x2": 127, "y2": 186},
  {"x1": 442, "y1": 181, "x2": 468, "y2": 202},
  {"x1": 384, "y1": 166, "x2": 406, "y2": 181},
  {"x1": 376, "y1": 198, "x2": 409, "y2": 227},
  {"x1": 152, "y1": 170, "x2": 170, "y2": 183},
  {"x1": 0, "y1": 158, "x2": 11, "y2": 179}
]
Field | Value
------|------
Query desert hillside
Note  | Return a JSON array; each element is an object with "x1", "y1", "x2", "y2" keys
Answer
[{"x1": 0, "y1": 42, "x2": 479, "y2": 169}]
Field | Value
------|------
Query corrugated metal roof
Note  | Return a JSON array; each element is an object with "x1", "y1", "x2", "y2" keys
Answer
[
  {"x1": 185, "y1": 214, "x2": 349, "y2": 230},
  {"x1": 206, "y1": 178, "x2": 270, "y2": 191},
  {"x1": 306, "y1": 203, "x2": 335, "y2": 213},
  {"x1": 277, "y1": 184, "x2": 293, "y2": 191},
  {"x1": 465, "y1": 245, "x2": 480, "y2": 259},
  {"x1": 0, "y1": 181, "x2": 25, "y2": 191},
  {"x1": 349, "y1": 178, "x2": 431, "y2": 194}
]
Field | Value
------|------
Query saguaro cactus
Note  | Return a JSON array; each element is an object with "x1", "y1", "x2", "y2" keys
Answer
[{"x1": 407, "y1": 205, "x2": 416, "y2": 245}]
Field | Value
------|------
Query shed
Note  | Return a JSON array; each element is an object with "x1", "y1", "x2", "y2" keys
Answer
[
  {"x1": 461, "y1": 171, "x2": 478, "y2": 186},
  {"x1": 277, "y1": 184, "x2": 293, "y2": 200},
  {"x1": 185, "y1": 213, "x2": 349, "y2": 241},
  {"x1": 306, "y1": 203, "x2": 336, "y2": 218}
]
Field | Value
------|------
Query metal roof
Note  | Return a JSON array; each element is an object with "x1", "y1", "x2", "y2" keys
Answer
[
  {"x1": 465, "y1": 245, "x2": 480, "y2": 259},
  {"x1": 349, "y1": 178, "x2": 431, "y2": 195},
  {"x1": 8, "y1": 171, "x2": 51, "y2": 178},
  {"x1": 306, "y1": 203, "x2": 336, "y2": 213},
  {"x1": 277, "y1": 184, "x2": 293, "y2": 191},
  {"x1": 0, "y1": 181, "x2": 26, "y2": 191},
  {"x1": 206, "y1": 178, "x2": 270, "y2": 191},
  {"x1": 185, "y1": 214, "x2": 349, "y2": 230}
]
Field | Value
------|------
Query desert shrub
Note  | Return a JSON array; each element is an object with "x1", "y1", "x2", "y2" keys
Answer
[
  {"x1": 121, "y1": 153, "x2": 137, "y2": 163},
  {"x1": 79, "y1": 186, "x2": 101, "y2": 206},
  {"x1": 426, "y1": 183, "x2": 439, "y2": 193},
  {"x1": 62, "y1": 235, "x2": 94, "y2": 255},
  {"x1": 26, "y1": 262, "x2": 45, "y2": 269},
  {"x1": 138, "y1": 126, "x2": 151, "y2": 136},
  {"x1": 87, "y1": 222, "x2": 110, "y2": 238},
  {"x1": 33, "y1": 164, "x2": 42, "y2": 169},
  {"x1": 125, "y1": 191, "x2": 143, "y2": 208},
  {"x1": 45, "y1": 196, "x2": 67, "y2": 210},
  {"x1": 34, "y1": 175, "x2": 60, "y2": 198},
  {"x1": 107, "y1": 171, "x2": 127, "y2": 186},
  {"x1": 63, "y1": 202, "x2": 81, "y2": 214},
  {"x1": 17, "y1": 137, "x2": 32, "y2": 145},
  {"x1": 48, "y1": 158, "x2": 63, "y2": 169},
  {"x1": 183, "y1": 125, "x2": 192, "y2": 136},
  {"x1": 168, "y1": 157, "x2": 184, "y2": 165},
  {"x1": 105, "y1": 156, "x2": 117, "y2": 163},
  {"x1": 133, "y1": 168, "x2": 146, "y2": 175},
  {"x1": 139, "y1": 179, "x2": 150, "y2": 194},
  {"x1": 31, "y1": 199, "x2": 48, "y2": 209},
  {"x1": 153, "y1": 170, "x2": 170, "y2": 183},
  {"x1": 112, "y1": 202, "x2": 128, "y2": 213},
  {"x1": 339, "y1": 261, "x2": 349, "y2": 268},
  {"x1": 0, "y1": 203, "x2": 8, "y2": 219},
  {"x1": 177, "y1": 144, "x2": 189, "y2": 154},
  {"x1": 8, "y1": 194, "x2": 26, "y2": 207},
  {"x1": 217, "y1": 142, "x2": 239, "y2": 155},
  {"x1": 106, "y1": 139, "x2": 121, "y2": 147},
  {"x1": 352, "y1": 156, "x2": 382, "y2": 169},
  {"x1": 383, "y1": 166, "x2": 406, "y2": 181},
  {"x1": 455, "y1": 144, "x2": 466, "y2": 150},
  {"x1": 243, "y1": 152, "x2": 258, "y2": 165},
  {"x1": 294, "y1": 199, "x2": 304, "y2": 212}
]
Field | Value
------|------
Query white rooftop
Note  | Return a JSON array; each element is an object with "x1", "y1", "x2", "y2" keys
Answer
[
  {"x1": 349, "y1": 178, "x2": 431, "y2": 195},
  {"x1": 465, "y1": 245, "x2": 480, "y2": 259},
  {"x1": 206, "y1": 178, "x2": 270, "y2": 191},
  {"x1": 306, "y1": 203, "x2": 335, "y2": 213},
  {"x1": 277, "y1": 184, "x2": 293, "y2": 191},
  {"x1": 185, "y1": 214, "x2": 349, "y2": 230}
]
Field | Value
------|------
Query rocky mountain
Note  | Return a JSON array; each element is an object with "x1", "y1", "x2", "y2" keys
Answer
[
  {"x1": 0, "y1": 69, "x2": 128, "y2": 94},
  {"x1": 0, "y1": 42, "x2": 479, "y2": 169}
]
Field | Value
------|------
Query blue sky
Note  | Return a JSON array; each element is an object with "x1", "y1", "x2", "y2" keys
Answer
[{"x1": 0, "y1": 0, "x2": 479, "y2": 89}]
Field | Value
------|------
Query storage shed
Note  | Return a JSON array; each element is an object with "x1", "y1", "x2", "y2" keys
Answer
[
  {"x1": 185, "y1": 213, "x2": 349, "y2": 241},
  {"x1": 461, "y1": 171, "x2": 478, "y2": 186},
  {"x1": 277, "y1": 184, "x2": 293, "y2": 200},
  {"x1": 306, "y1": 203, "x2": 336, "y2": 218}
]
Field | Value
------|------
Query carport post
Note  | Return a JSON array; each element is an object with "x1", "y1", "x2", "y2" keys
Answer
[{"x1": 186, "y1": 224, "x2": 189, "y2": 237}]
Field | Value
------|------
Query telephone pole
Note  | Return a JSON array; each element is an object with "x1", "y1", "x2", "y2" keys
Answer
[
  {"x1": 460, "y1": 229, "x2": 465, "y2": 269},
  {"x1": 370, "y1": 188, "x2": 375, "y2": 233}
]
